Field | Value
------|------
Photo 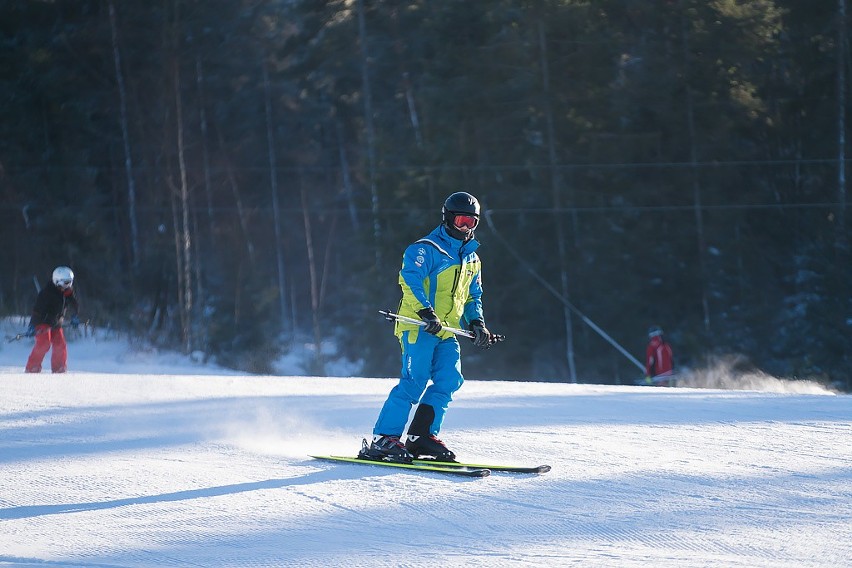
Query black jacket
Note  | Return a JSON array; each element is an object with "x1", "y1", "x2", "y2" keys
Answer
[{"x1": 29, "y1": 280, "x2": 79, "y2": 328}]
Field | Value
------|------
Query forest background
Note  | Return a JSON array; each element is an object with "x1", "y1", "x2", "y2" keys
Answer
[{"x1": 1, "y1": 0, "x2": 849, "y2": 389}]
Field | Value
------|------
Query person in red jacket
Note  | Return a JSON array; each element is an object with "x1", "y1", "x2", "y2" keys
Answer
[
  {"x1": 645, "y1": 325, "x2": 674, "y2": 386},
  {"x1": 25, "y1": 266, "x2": 80, "y2": 374}
]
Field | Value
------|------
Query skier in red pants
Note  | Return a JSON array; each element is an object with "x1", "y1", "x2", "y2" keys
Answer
[
  {"x1": 25, "y1": 266, "x2": 80, "y2": 374},
  {"x1": 644, "y1": 325, "x2": 674, "y2": 386}
]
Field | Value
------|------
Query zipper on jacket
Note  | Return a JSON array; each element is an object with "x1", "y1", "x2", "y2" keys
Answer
[{"x1": 443, "y1": 248, "x2": 466, "y2": 322}]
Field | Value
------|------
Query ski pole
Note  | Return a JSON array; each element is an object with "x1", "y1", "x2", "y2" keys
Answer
[{"x1": 378, "y1": 310, "x2": 506, "y2": 343}]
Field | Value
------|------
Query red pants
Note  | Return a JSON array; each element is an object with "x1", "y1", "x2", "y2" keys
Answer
[{"x1": 25, "y1": 325, "x2": 68, "y2": 373}]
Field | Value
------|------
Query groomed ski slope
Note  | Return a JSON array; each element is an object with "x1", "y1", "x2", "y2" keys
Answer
[{"x1": 0, "y1": 330, "x2": 849, "y2": 567}]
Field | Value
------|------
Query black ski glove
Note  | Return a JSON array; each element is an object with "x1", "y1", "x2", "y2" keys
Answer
[
  {"x1": 417, "y1": 308, "x2": 442, "y2": 335},
  {"x1": 469, "y1": 320, "x2": 494, "y2": 349}
]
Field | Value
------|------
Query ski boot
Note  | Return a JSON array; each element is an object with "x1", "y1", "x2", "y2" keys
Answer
[
  {"x1": 358, "y1": 435, "x2": 414, "y2": 463},
  {"x1": 405, "y1": 434, "x2": 456, "y2": 462},
  {"x1": 404, "y1": 403, "x2": 457, "y2": 461}
]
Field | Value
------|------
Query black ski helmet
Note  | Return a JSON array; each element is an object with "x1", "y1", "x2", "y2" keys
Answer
[{"x1": 442, "y1": 192, "x2": 480, "y2": 240}]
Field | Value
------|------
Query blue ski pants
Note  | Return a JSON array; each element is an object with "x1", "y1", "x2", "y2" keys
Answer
[{"x1": 373, "y1": 330, "x2": 464, "y2": 437}]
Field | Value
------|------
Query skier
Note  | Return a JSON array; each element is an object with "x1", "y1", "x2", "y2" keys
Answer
[
  {"x1": 645, "y1": 325, "x2": 674, "y2": 386},
  {"x1": 361, "y1": 192, "x2": 498, "y2": 462},
  {"x1": 24, "y1": 266, "x2": 81, "y2": 374}
]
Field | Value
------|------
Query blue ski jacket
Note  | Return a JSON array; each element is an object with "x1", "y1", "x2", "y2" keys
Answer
[{"x1": 394, "y1": 224, "x2": 485, "y2": 341}]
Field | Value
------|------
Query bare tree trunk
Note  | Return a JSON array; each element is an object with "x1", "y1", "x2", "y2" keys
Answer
[
  {"x1": 300, "y1": 175, "x2": 324, "y2": 374},
  {"x1": 318, "y1": 213, "x2": 339, "y2": 311},
  {"x1": 234, "y1": 260, "x2": 243, "y2": 325},
  {"x1": 538, "y1": 20, "x2": 577, "y2": 383},
  {"x1": 190, "y1": 190, "x2": 205, "y2": 351},
  {"x1": 216, "y1": 125, "x2": 256, "y2": 265},
  {"x1": 263, "y1": 57, "x2": 291, "y2": 334},
  {"x1": 336, "y1": 119, "x2": 360, "y2": 231},
  {"x1": 837, "y1": 0, "x2": 848, "y2": 254},
  {"x1": 390, "y1": 4, "x2": 423, "y2": 147},
  {"x1": 837, "y1": 0, "x2": 850, "y2": 392},
  {"x1": 196, "y1": 55, "x2": 214, "y2": 230},
  {"x1": 169, "y1": 180, "x2": 185, "y2": 344},
  {"x1": 108, "y1": 0, "x2": 139, "y2": 271},
  {"x1": 357, "y1": 0, "x2": 381, "y2": 268},
  {"x1": 680, "y1": 2, "x2": 711, "y2": 334},
  {"x1": 193, "y1": 56, "x2": 212, "y2": 355},
  {"x1": 173, "y1": 57, "x2": 193, "y2": 353}
]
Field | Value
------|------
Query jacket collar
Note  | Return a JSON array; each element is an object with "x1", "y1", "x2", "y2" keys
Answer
[{"x1": 427, "y1": 225, "x2": 479, "y2": 256}]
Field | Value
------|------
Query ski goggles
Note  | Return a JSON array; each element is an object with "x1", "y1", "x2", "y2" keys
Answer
[
  {"x1": 452, "y1": 214, "x2": 479, "y2": 230},
  {"x1": 56, "y1": 279, "x2": 73, "y2": 290}
]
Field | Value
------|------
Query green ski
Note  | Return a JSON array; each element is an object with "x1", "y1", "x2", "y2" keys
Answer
[
  {"x1": 310, "y1": 455, "x2": 491, "y2": 477},
  {"x1": 413, "y1": 459, "x2": 550, "y2": 474}
]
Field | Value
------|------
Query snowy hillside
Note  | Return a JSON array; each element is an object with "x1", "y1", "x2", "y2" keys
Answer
[{"x1": 1, "y1": 325, "x2": 850, "y2": 567}]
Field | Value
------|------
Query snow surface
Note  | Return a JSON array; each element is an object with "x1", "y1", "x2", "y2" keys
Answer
[{"x1": 1, "y1": 324, "x2": 850, "y2": 567}]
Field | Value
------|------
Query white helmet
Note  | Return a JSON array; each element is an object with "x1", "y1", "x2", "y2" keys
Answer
[{"x1": 52, "y1": 266, "x2": 74, "y2": 290}]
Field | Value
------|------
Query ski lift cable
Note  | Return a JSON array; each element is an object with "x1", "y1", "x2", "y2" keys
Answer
[{"x1": 482, "y1": 209, "x2": 644, "y2": 372}]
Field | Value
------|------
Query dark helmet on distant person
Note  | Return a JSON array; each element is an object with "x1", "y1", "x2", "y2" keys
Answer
[
  {"x1": 442, "y1": 192, "x2": 480, "y2": 241},
  {"x1": 52, "y1": 266, "x2": 74, "y2": 291},
  {"x1": 648, "y1": 325, "x2": 664, "y2": 339}
]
